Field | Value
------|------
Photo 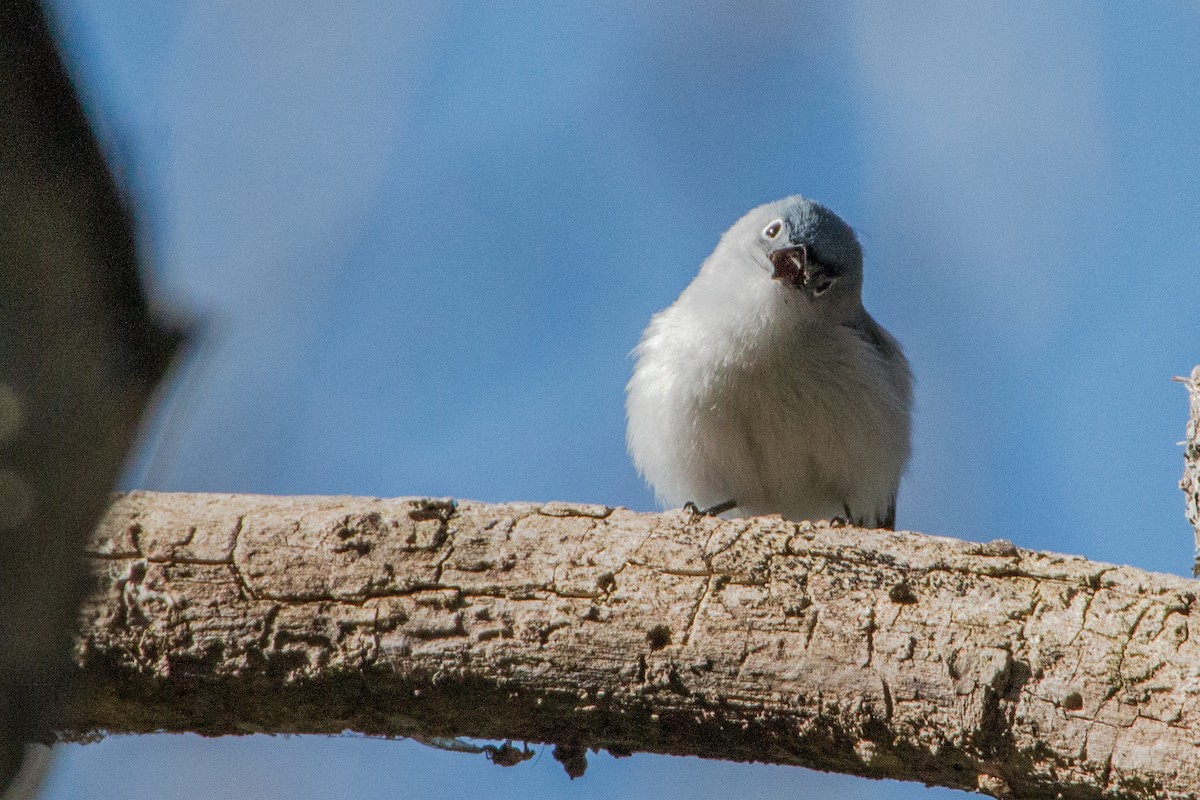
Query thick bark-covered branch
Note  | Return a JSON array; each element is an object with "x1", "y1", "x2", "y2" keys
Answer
[{"x1": 67, "y1": 492, "x2": 1200, "y2": 799}]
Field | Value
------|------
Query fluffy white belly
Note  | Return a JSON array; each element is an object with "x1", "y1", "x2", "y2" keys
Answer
[{"x1": 628, "y1": 320, "x2": 908, "y2": 526}]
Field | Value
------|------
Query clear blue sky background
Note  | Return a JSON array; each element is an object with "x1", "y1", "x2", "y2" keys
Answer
[{"x1": 37, "y1": 2, "x2": 1200, "y2": 799}]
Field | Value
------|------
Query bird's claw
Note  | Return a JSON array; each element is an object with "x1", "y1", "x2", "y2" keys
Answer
[{"x1": 684, "y1": 499, "x2": 736, "y2": 517}]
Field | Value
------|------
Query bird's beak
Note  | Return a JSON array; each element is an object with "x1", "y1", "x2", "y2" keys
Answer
[{"x1": 769, "y1": 244, "x2": 807, "y2": 288}]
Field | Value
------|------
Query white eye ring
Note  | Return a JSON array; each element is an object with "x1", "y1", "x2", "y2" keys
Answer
[
  {"x1": 763, "y1": 220, "x2": 783, "y2": 239},
  {"x1": 812, "y1": 276, "x2": 837, "y2": 297}
]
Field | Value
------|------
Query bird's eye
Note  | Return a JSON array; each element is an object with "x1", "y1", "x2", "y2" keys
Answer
[
  {"x1": 763, "y1": 220, "x2": 783, "y2": 239},
  {"x1": 812, "y1": 277, "x2": 837, "y2": 297}
]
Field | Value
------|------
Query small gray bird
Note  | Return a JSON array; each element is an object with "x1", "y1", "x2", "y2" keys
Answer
[{"x1": 626, "y1": 196, "x2": 912, "y2": 528}]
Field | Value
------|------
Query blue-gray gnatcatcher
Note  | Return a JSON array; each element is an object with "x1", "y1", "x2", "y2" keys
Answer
[{"x1": 626, "y1": 196, "x2": 912, "y2": 528}]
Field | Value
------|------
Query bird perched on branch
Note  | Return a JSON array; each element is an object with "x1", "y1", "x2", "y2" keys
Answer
[{"x1": 626, "y1": 196, "x2": 912, "y2": 529}]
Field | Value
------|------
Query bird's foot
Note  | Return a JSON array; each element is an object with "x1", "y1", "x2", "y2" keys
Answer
[
  {"x1": 683, "y1": 499, "x2": 736, "y2": 517},
  {"x1": 826, "y1": 506, "x2": 857, "y2": 527}
]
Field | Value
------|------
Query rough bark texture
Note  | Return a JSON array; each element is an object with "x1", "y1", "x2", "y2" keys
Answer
[
  {"x1": 68, "y1": 492, "x2": 1200, "y2": 799},
  {"x1": 0, "y1": 2, "x2": 180, "y2": 791},
  {"x1": 1180, "y1": 366, "x2": 1200, "y2": 573}
]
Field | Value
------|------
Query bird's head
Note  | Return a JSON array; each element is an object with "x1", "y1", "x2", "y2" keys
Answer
[{"x1": 728, "y1": 196, "x2": 865, "y2": 317}]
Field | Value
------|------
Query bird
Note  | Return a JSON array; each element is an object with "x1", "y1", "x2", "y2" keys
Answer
[{"x1": 625, "y1": 195, "x2": 912, "y2": 529}]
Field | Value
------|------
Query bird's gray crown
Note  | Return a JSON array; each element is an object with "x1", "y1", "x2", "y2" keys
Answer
[{"x1": 777, "y1": 195, "x2": 862, "y2": 273}]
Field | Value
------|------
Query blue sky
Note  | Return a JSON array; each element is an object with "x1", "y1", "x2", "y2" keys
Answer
[{"x1": 38, "y1": 2, "x2": 1200, "y2": 799}]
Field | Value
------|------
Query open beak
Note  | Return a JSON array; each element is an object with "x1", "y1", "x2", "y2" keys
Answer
[{"x1": 769, "y1": 244, "x2": 807, "y2": 288}]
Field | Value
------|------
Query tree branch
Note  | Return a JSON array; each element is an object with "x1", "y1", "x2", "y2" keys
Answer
[
  {"x1": 1179, "y1": 366, "x2": 1200, "y2": 571},
  {"x1": 65, "y1": 491, "x2": 1200, "y2": 799}
]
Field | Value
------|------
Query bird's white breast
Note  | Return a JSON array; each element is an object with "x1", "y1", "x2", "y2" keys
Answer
[{"x1": 626, "y1": 263, "x2": 910, "y2": 526}]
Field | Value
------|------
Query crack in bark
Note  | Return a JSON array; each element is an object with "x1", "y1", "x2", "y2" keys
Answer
[
  {"x1": 704, "y1": 521, "x2": 750, "y2": 562},
  {"x1": 225, "y1": 514, "x2": 259, "y2": 601},
  {"x1": 879, "y1": 674, "x2": 894, "y2": 721},
  {"x1": 802, "y1": 607, "x2": 820, "y2": 649},
  {"x1": 679, "y1": 576, "x2": 714, "y2": 647},
  {"x1": 862, "y1": 606, "x2": 877, "y2": 668},
  {"x1": 1113, "y1": 603, "x2": 1154, "y2": 684},
  {"x1": 432, "y1": 543, "x2": 455, "y2": 584}
]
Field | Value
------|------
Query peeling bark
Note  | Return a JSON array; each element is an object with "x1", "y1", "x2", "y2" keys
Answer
[{"x1": 64, "y1": 492, "x2": 1200, "y2": 799}]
